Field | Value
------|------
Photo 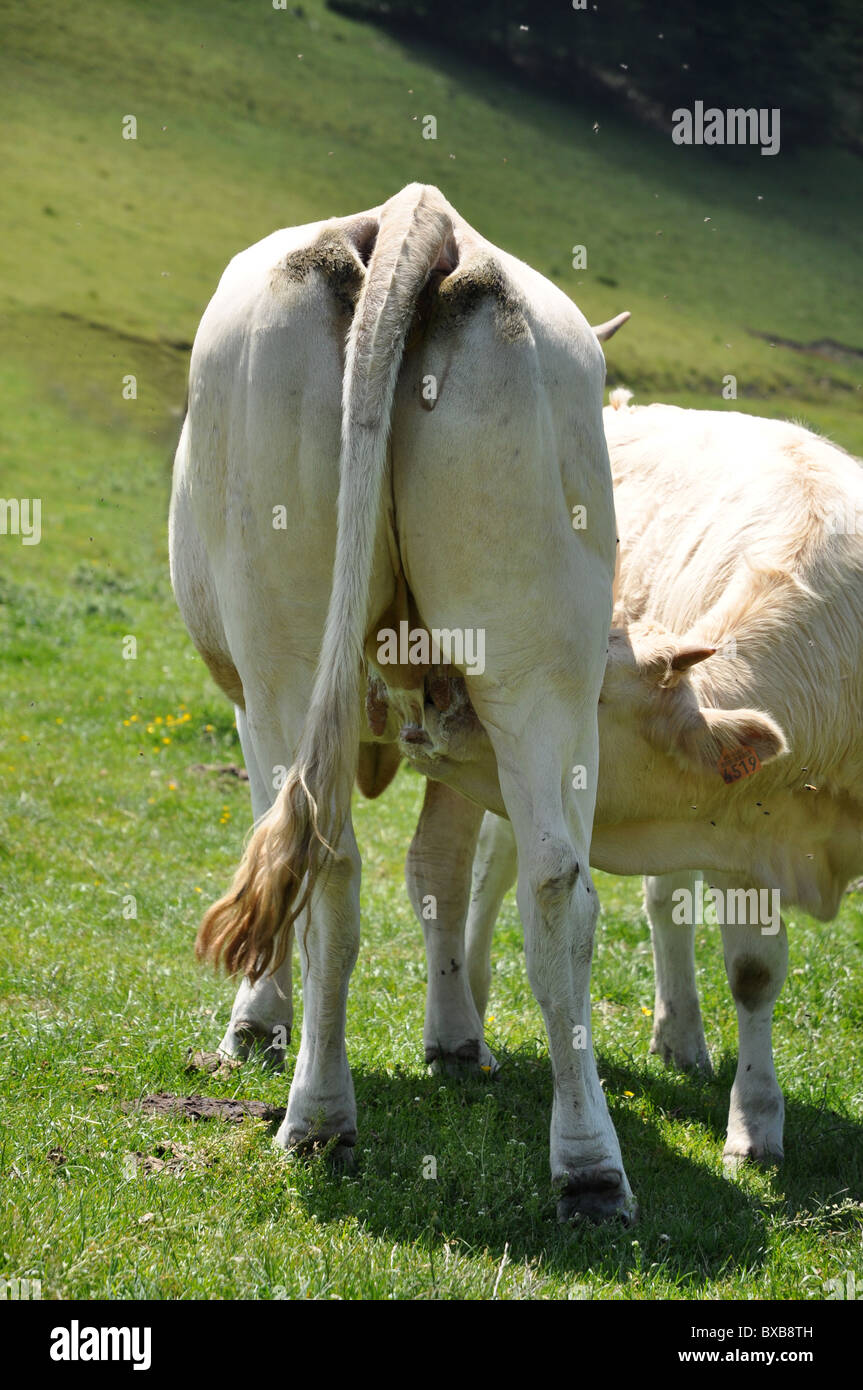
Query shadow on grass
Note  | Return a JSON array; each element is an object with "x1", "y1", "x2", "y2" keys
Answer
[
  {"x1": 257, "y1": 1043, "x2": 861, "y2": 1287},
  {"x1": 606, "y1": 1050, "x2": 863, "y2": 1182},
  {"x1": 139, "y1": 1026, "x2": 861, "y2": 1288}
]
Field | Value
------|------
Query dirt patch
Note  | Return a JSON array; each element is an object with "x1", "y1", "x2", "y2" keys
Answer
[
  {"x1": 422, "y1": 254, "x2": 531, "y2": 345},
  {"x1": 124, "y1": 1140, "x2": 215, "y2": 1177},
  {"x1": 126, "y1": 1092, "x2": 286, "y2": 1124},
  {"x1": 747, "y1": 328, "x2": 863, "y2": 366},
  {"x1": 185, "y1": 1049, "x2": 241, "y2": 1079},
  {"x1": 188, "y1": 763, "x2": 249, "y2": 781}
]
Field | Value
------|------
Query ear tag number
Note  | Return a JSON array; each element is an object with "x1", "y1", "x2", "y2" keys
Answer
[{"x1": 717, "y1": 745, "x2": 761, "y2": 783}]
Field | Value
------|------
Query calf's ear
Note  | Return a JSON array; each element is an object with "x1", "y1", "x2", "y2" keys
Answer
[{"x1": 682, "y1": 706, "x2": 788, "y2": 776}]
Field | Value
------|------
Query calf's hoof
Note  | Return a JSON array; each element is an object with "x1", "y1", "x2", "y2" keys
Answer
[
  {"x1": 218, "y1": 1020, "x2": 290, "y2": 1071},
  {"x1": 649, "y1": 1026, "x2": 712, "y2": 1075},
  {"x1": 556, "y1": 1171, "x2": 638, "y2": 1227},
  {"x1": 723, "y1": 1145, "x2": 783, "y2": 1175},
  {"x1": 426, "y1": 1040, "x2": 500, "y2": 1078}
]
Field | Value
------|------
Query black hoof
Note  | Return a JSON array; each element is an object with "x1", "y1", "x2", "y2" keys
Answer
[
  {"x1": 556, "y1": 1176, "x2": 638, "y2": 1227},
  {"x1": 426, "y1": 1041, "x2": 499, "y2": 1078}
]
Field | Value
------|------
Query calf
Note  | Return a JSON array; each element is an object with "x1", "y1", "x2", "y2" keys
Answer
[{"x1": 464, "y1": 391, "x2": 863, "y2": 1167}]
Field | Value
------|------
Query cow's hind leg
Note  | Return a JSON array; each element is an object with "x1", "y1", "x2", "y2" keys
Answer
[
  {"x1": 406, "y1": 780, "x2": 497, "y2": 1075},
  {"x1": 465, "y1": 812, "x2": 517, "y2": 1021},
  {"x1": 712, "y1": 873, "x2": 787, "y2": 1169},
  {"x1": 274, "y1": 814, "x2": 362, "y2": 1169},
  {"x1": 480, "y1": 700, "x2": 636, "y2": 1225},
  {"x1": 218, "y1": 705, "x2": 294, "y2": 1070},
  {"x1": 645, "y1": 872, "x2": 711, "y2": 1073},
  {"x1": 212, "y1": 656, "x2": 361, "y2": 1162}
]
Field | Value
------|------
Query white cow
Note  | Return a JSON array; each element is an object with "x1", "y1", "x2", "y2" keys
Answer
[
  {"x1": 464, "y1": 391, "x2": 863, "y2": 1168},
  {"x1": 170, "y1": 184, "x2": 636, "y2": 1222}
]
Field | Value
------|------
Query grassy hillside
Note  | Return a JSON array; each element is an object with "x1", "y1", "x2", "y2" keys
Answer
[
  {"x1": 1, "y1": 0, "x2": 862, "y2": 1301},
  {"x1": 2, "y1": 0, "x2": 862, "y2": 448}
]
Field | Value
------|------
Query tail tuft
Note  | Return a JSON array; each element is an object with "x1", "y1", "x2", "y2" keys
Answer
[{"x1": 196, "y1": 768, "x2": 328, "y2": 981}]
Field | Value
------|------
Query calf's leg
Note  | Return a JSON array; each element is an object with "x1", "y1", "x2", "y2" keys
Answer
[
  {"x1": 464, "y1": 812, "x2": 517, "y2": 1020},
  {"x1": 711, "y1": 872, "x2": 787, "y2": 1168},
  {"x1": 406, "y1": 779, "x2": 496, "y2": 1074},
  {"x1": 645, "y1": 871, "x2": 711, "y2": 1073}
]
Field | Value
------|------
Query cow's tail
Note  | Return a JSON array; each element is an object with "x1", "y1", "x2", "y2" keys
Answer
[{"x1": 197, "y1": 184, "x2": 457, "y2": 981}]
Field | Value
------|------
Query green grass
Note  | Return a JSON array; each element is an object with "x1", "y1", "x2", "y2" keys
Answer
[
  {"x1": 2, "y1": 0, "x2": 863, "y2": 446},
  {"x1": 1, "y1": 0, "x2": 862, "y2": 1300}
]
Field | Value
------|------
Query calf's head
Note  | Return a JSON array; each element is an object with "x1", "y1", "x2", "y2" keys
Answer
[{"x1": 596, "y1": 622, "x2": 788, "y2": 824}]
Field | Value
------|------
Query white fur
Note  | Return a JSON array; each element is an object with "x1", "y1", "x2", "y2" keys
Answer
[
  {"x1": 171, "y1": 186, "x2": 632, "y2": 1218},
  {"x1": 464, "y1": 399, "x2": 863, "y2": 1167}
]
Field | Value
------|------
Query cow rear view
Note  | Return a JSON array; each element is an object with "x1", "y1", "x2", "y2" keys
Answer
[{"x1": 169, "y1": 184, "x2": 634, "y2": 1222}]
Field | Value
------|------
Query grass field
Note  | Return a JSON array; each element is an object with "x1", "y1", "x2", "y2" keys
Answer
[{"x1": 1, "y1": 0, "x2": 862, "y2": 1300}]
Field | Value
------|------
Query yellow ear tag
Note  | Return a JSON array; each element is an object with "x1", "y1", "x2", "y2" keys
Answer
[{"x1": 717, "y1": 746, "x2": 761, "y2": 784}]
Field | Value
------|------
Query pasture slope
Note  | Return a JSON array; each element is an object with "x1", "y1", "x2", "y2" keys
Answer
[{"x1": 1, "y1": 0, "x2": 861, "y2": 1301}]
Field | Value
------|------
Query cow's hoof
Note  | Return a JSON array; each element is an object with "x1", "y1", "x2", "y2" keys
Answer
[
  {"x1": 426, "y1": 1040, "x2": 499, "y2": 1078},
  {"x1": 218, "y1": 1020, "x2": 290, "y2": 1071},
  {"x1": 649, "y1": 1030, "x2": 712, "y2": 1075},
  {"x1": 723, "y1": 1146, "x2": 783, "y2": 1175},
  {"x1": 313, "y1": 1140, "x2": 357, "y2": 1174},
  {"x1": 278, "y1": 1132, "x2": 357, "y2": 1174},
  {"x1": 556, "y1": 1173, "x2": 638, "y2": 1227},
  {"x1": 275, "y1": 1112, "x2": 358, "y2": 1172}
]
